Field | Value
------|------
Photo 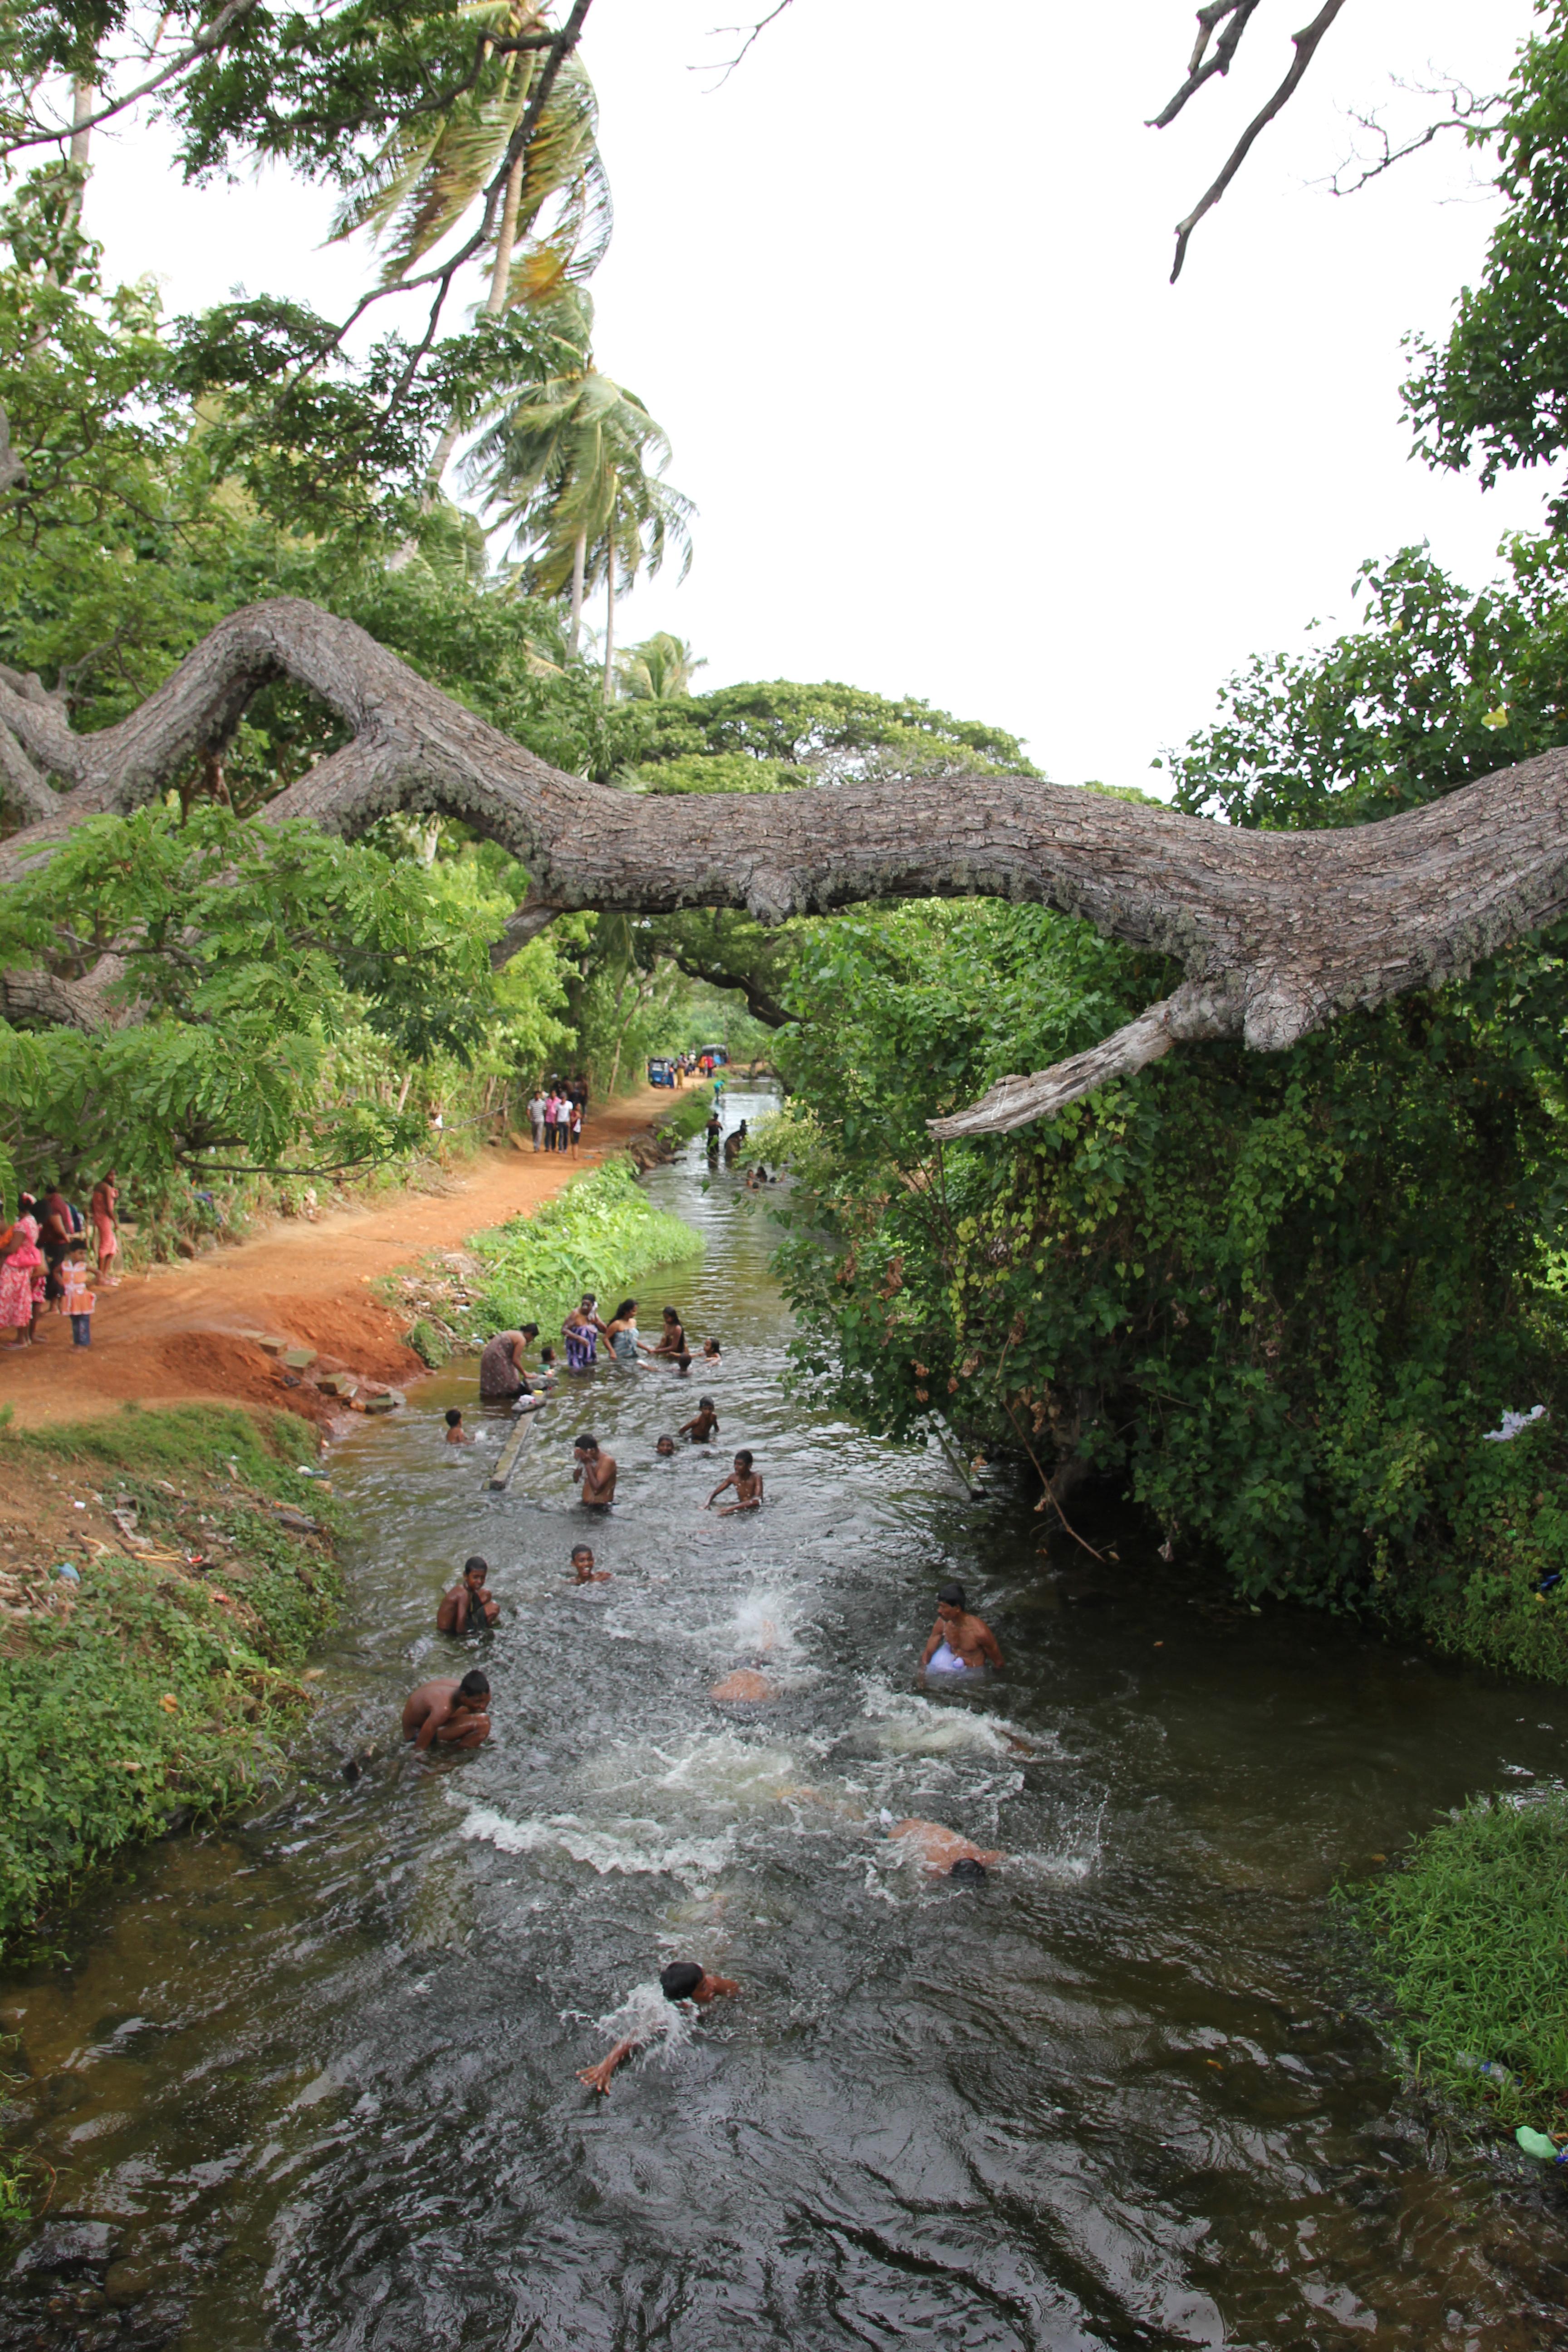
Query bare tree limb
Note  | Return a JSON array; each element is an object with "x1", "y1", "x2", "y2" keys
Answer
[
  {"x1": 1149, "y1": 1, "x2": 1264, "y2": 131},
  {"x1": 696, "y1": 0, "x2": 796, "y2": 87},
  {"x1": 1324, "y1": 75, "x2": 1502, "y2": 196},
  {"x1": 1167, "y1": 0, "x2": 1350, "y2": 282},
  {"x1": 4, "y1": 598, "x2": 1568, "y2": 1132}
]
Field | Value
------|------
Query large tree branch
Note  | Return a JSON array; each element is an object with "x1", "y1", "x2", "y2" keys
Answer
[{"x1": 4, "y1": 597, "x2": 1568, "y2": 1130}]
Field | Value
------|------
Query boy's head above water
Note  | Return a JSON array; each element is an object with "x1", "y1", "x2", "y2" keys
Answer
[
  {"x1": 445, "y1": 1408, "x2": 463, "y2": 1428},
  {"x1": 571, "y1": 1544, "x2": 604, "y2": 1582},
  {"x1": 655, "y1": 1436, "x2": 676, "y2": 1456},
  {"x1": 735, "y1": 1450, "x2": 754, "y2": 1470},
  {"x1": 464, "y1": 1555, "x2": 488, "y2": 1585},
  {"x1": 937, "y1": 1580, "x2": 966, "y2": 1614}
]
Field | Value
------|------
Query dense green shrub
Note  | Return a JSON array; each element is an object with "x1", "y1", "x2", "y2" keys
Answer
[
  {"x1": 0, "y1": 1408, "x2": 338, "y2": 1956},
  {"x1": 470, "y1": 1157, "x2": 701, "y2": 1340},
  {"x1": 1345, "y1": 1789, "x2": 1568, "y2": 2136}
]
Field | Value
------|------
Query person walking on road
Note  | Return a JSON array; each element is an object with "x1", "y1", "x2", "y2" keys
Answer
[{"x1": 528, "y1": 1090, "x2": 548, "y2": 1152}]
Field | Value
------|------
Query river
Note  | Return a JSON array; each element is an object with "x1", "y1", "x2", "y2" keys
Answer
[{"x1": 4, "y1": 1088, "x2": 1568, "y2": 2350}]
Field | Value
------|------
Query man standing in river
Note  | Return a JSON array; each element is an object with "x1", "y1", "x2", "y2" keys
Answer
[
  {"x1": 573, "y1": 1433, "x2": 617, "y2": 1507},
  {"x1": 402, "y1": 1670, "x2": 492, "y2": 1750},
  {"x1": 920, "y1": 1581, "x2": 1004, "y2": 1677}
]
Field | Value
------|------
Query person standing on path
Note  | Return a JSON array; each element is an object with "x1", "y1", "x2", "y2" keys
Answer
[
  {"x1": 569, "y1": 1098, "x2": 583, "y2": 1155},
  {"x1": 38, "y1": 1181, "x2": 72, "y2": 1308},
  {"x1": 479, "y1": 1324, "x2": 539, "y2": 1401},
  {"x1": 528, "y1": 1090, "x2": 548, "y2": 1152},
  {"x1": 0, "y1": 1213, "x2": 46, "y2": 1343},
  {"x1": 552, "y1": 1091, "x2": 573, "y2": 1153},
  {"x1": 90, "y1": 1171, "x2": 121, "y2": 1287}
]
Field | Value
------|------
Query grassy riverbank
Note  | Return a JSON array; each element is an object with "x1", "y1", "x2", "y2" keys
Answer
[
  {"x1": 0, "y1": 1405, "x2": 338, "y2": 1964},
  {"x1": 1344, "y1": 1788, "x2": 1568, "y2": 2144},
  {"x1": 402, "y1": 1157, "x2": 704, "y2": 1367}
]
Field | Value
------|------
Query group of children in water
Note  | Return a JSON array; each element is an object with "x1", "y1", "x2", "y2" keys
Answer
[{"x1": 398, "y1": 1284, "x2": 1009, "y2": 2096}]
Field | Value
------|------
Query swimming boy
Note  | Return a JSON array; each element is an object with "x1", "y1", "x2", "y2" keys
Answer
[
  {"x1": 576, "y1": 1961, "x2": 740, "y2": 2095},
  {"x1": 436, "y1": 1556, "x2": 498, "y2": 1633},
  {"x1": 706, "y1": 1450, "x2": 762, "y2": 1514},
  {"x1": 920, "y1": 1581, "x2": 1004, "y2": 1677},
  {"x1": 573, "y1": 1434, "x2": 617, "y2": 1506},
  {"x1": 655, "y1": 1435, "x2": 677, "y2": 1457},
  {"x1": 884, "y1": 1818, "x2": 1001, "y2": 1878},
  {"x1": 571, "y1": 1544, "x2": 610, "y2": 1584},
  {"x1": 402, "y1": 1670, "x2": 491, "y2": 1749},
  {"x1": 681, "y1": 1398, "x2": 719, "y2": 1443},
  {"x1": 444, "y1": 1408, "x2": 474, "y2": 1446}
]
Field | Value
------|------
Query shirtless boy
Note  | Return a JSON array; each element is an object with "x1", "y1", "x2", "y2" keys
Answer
[
  {"x1": 402, "y1": 1670, "x2": 491, "y2": 1750},
  {"x1": 706, "y1": 1450, "x2": 762, "y2": 1514},
  {"x1": 920, "y1": 1581, "x2": 1004, "y2": 1677},
  {"x1": 681, "y1": 1398, "x2": 719, "y2": 1443},
  {"x1": 576, "y1": 1961, "x2": 740, "y2": 2094},
  {"x1": 573, "y1": 1434, "x2": 617, "y2": 1506},
  {"x1": 444, "y1": 1409, "x2": 474, "y2": 1446},
  {"x1": 571, "y1": 1544, "x2": 610, "y2": 1583},
  {"x1": 436, "y1": 1555, "x2": 498, "y2": 1634}
]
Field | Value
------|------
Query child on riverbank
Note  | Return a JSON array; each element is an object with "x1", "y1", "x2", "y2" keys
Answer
[{"x1": 60, "y1": 1245, "x2": 95, "y2": 1347}]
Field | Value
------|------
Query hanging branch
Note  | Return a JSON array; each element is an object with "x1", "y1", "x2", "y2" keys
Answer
[{"x1": 1162, "y1": 0, "x2": 1351, "y2": 281}]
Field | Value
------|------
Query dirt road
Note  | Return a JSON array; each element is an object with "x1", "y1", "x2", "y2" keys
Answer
[{"x1": 0, "y1": 1091, "x2": 671, "y2": 1431}]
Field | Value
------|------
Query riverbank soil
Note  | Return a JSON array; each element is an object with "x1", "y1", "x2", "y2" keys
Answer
[{"x1": 0, "y1": 1089, "x2": 670, "y2": 1432}]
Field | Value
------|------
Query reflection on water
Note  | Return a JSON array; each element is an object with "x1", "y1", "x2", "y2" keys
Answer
[{"x1": 5, "y1": 1092, "x2": 1568, "y2": 2348}]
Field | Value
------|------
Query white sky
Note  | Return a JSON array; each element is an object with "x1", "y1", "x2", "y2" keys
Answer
[{"x1": 85, "y1": 0, "x2": 1546, "y2": 791}]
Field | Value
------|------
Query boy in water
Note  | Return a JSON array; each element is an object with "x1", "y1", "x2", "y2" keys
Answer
[
  {"x1": 576, "y1": 1961, "x2": 740, "y2": 2095},
  {"x1": 571, "y1": 1543, "x2": 610, "y2": 1583},
  {"x1": 436, "y1": 1556, "x2": 498, "y2": 1633},
  {"x1": 402, "y1": 1670, "x2": 491, "y2": 1749},
  {"x1": 573, "y1": 1434, "x2": 617, "y2": 1506},
  {"x1": 444, "y1": 1408, "x2": 473, "y2": 1446},
  {"x1": 707, "y1": 1450, "x2": 763, "y2": 1514},
  {"x1": 655, "y1": 1435, "x2": 677, "y2": 1458},
  {"x1": 919, "y1": 1581, "x2": 1004, "y2": 1677},
  {"x1": 681, "y1": 1398, "x2": 720, "y2": 1443}
]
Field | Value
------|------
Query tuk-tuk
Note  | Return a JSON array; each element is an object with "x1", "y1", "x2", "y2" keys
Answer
[{"x1": 647, "y1": 1057, "x2": 676, "y2": 1088}]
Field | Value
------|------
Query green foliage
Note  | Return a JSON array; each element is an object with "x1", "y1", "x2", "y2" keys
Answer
[
  {"x1": 0, "y1": 804, "x2": 533, "y2": 1199},
  {"x1": 0, "y1": 1407, "x2": 339, "y2": 1956},
  {"x1": 404, "y1": 1315, "x2": 453, "y2": 1367},
  {"x1": 625, "y1": 677, "x2": 1037, "y2": 787},
  {"x1": 1167, "y1": 541, "x2": 1568, "y2": 829},
  {"x1": 1404, "y1": 4, "x2": 1568, "y2": 521},
  {"x1": 774, "y1": 564, "x2": 1568, "y2": 1674},
  {"x1": 1344, "y1": 1789, "x2": 1568, "y2": 2136},
  {"x1": 469, "y1": 1156, "x2": 701, "y2": 1339}
]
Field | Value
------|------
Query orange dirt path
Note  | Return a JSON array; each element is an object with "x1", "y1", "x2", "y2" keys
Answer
[{"x1": 0, "y1": 1089, "x2": 673, "y2": 1432}]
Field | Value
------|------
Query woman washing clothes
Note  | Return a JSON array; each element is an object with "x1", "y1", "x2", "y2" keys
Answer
[
  {"x1": 604, "y1": 1299, "x2": 642, "y2": 1365},
  {"x1": 563, "y1": 1294, "x2": 605, "y2": 1373}
]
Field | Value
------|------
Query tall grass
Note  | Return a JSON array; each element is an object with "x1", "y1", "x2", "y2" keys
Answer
[{"x1": 1344, "y1": 1787, "x2": 1568, "y2": 2135}]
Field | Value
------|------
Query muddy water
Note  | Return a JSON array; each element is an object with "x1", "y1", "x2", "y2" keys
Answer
[{"x1": 5, "y1": 1090, "x2": 1568, "y2": 2350}]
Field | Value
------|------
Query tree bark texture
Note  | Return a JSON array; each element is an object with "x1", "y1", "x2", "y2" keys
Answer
[{"x1": 3, "y1": 596, "x2": 1566, "y2": 1135}]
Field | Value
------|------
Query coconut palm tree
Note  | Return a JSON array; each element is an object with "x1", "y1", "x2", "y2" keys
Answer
[
  {"x1": 332, "y1": 1, "x2": 611, "y2": 494},
  {"x1": 615, "y1": 632, "x2": 706, "y2": 701},
  {"x1": 467, "y1": 300, "x2": 693, "y2": 691}
]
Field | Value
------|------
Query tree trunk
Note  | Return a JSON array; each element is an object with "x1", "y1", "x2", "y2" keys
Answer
[
  {"x1": 568, "y1": 529, "x2": 586, "y2": 657},
  {"x1": 601, "y1": 545, "x2": 615, "y2": 705},
  {"x1": 6, "y1": 594, "x2": 1568, "y2": 1134}
]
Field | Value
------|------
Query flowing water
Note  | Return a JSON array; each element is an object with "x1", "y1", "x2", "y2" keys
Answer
[{"x1": 5, "y1": 1090, "x2": 1568, "y2": 2350}]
